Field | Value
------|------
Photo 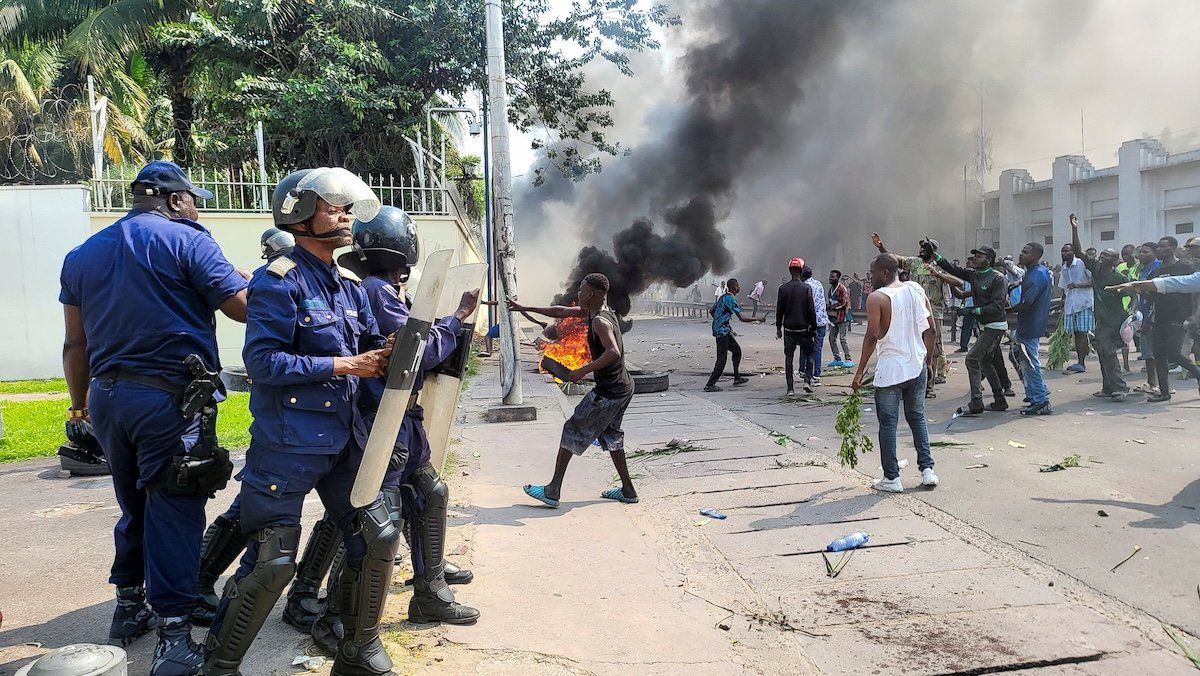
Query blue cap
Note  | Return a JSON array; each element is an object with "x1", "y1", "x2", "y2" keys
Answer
[{"x1": 130, "y1": 160, "x2": 214, "y2": 200}]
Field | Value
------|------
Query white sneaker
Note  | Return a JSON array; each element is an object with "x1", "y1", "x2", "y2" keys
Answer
[
  {"x1": 873, "y1": 477, "x2": 903, "y2": 493},
  {"x1": 812, "y1": 377, "x2": 822, "y2": 386},
  {"x1": 921, "y1": 468, "x2": 939, "y2": 487}
]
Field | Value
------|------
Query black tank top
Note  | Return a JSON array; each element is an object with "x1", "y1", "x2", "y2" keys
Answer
[{"x1": 588, "y1": 309, "x2": 633, "y2": 399}]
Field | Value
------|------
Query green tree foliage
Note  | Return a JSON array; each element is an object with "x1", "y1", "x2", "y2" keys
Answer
[{"x1": 0, "y1": 0, "x2": 673, "y2": 178}]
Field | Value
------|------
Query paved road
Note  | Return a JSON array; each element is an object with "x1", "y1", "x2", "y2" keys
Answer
[{"x1": 624, "y1": 314, "x2": 1200, "y2": 639}]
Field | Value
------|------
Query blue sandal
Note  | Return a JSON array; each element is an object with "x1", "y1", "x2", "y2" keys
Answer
[
  {"x1": 524, "y1": 484, "x2": 559, "y2": 508},
  {"x1": 601, "y1": 487, "x2": 639, "y2": 504}
]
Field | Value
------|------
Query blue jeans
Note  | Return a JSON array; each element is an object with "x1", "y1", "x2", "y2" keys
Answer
[
  {"x1": 873, "y1": 371, "x2": 933, "y2": 480},
  {"x1": 1011, "y1": 334, "x2": 1049, "y2": 405},
  {"x1": 809, "y1": 325, "x2": 827, "y2": 377}
]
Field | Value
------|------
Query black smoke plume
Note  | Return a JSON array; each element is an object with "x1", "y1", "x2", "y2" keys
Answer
[{"x1": 551, "y1": 1, "x2": 852, "y2": 315}]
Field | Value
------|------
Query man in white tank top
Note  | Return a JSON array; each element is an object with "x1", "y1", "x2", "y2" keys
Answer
[{"x1": 850, "y1": 254, "x2": 938, "y2": 493}]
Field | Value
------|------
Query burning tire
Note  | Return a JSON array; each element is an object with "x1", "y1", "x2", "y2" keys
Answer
[{"x1": 630, "y1": 370, "x2": 669, "y2": 394}]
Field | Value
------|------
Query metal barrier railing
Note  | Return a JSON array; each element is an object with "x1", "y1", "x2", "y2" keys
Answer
[{"x1": 90, "y1": 167, "x2": 450, "y2": 215}]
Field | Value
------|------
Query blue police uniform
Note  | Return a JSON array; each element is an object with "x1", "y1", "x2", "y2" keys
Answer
[
  {"x1": 357, "y1": 274, "x2": 480, "y2": 625},
  {"x1": 359, "y1": 274, "x2": 461, "y2": 487},
  {"x1": 59, "y1": 209, "x2": 246, "y2": 618},
  {"x1": 232, "y1": 246, "x2": 388, "y2": 569}
]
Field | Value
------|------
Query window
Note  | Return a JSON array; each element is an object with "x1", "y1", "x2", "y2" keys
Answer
[
  {"x1": 1044, "y1": 235, "x2": 1053, "y2": 245},
  {"x1": 1100, "y1": 230, "x2": 1115, "y2": 241},
  {"x1": 1177, "y1": 222, "x2": 1194, "y2": 234}
]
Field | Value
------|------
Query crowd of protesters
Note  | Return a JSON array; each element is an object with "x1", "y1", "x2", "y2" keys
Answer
[{"x1": 699, "y1": 219, "x2": 1200, "y2": 494}]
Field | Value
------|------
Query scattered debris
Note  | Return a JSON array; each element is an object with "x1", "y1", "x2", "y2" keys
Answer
[
  {"x1": 693, "y1": 520, "x2": 708, "y2": 527},
  {"x1": 292, "y1": 655, "x2": 326, "y2": 671},
  {"x1": 1039, "y1": 453, "x2": 1083, "y2": 472},
  {"x1": 718, "y1": 618, "x2": 733, "y2": 631},
  {"x1": 826, "y1": 531, "x2": 869, "y2": 552},
  {"x1": 822, "y1": 549, "x2": 855, "y2": 578},
  {"x1": 700, "y1": 508, "x2": 727, "y2": 520},
  {"x1": 965, "y1": 463, "x2": 988, "y2": 469},
  {"x1": 775, "y1": 455, "x2": 826, "y2": 468},
  {"x1": 472, "y1": 452, "x2": 481, "y2": 458},
  {"x1": 1128, "y1": 438, "x2": 1147, "y2": 445},
  {"x1": 835, "y1": 383, "x2": 873, "y2": 468},
  {"x1": 1162, "y1": 622, "x2": 1200, "y2": 670},
  {"x1": 898, "y1": 458, "x2": 909, "y2": 469},
  {"x1": 1008, "y1": 440, "x2": 1027, "y2": 449},
  {"x1": 930, "y1": 441, "x2": 970, "y2": 448},
  {"x1": 1110, "y1": 545, "x2": 1142, "y2": 573},
  {"x1": 769, "y1": 431, "x2": 790, "y2": 447},
  {"x1": 628, "y1": 441, "x2": 712, "y2": 461},
  {"x1": 1097, "y1": 510, "x2": 1109, "y2": 517}
]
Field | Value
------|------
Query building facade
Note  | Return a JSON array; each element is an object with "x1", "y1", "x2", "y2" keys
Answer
[{"x1": 983, "y1": 138, "x2": 1200, "y2": 255}]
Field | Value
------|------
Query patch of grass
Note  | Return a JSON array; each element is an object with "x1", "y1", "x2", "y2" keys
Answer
[
  {"x1": 0, "y1": 392, "x2": 253, "y2": 463},
  {"x1": 216, "y1": 392, "x2": 252, "y2": 450},
  {"x1": 0, "y1": 397, "x2": 70, "y2": 461},
  {"x1": 443, "y1": 449, "x2": 461, "y2": 477},
  {"x1": 0, "y1": 378, "x2": 68, "y2": 395},
  {"x1": 460, "y1": 350, "x2": 481, "y2": 392}
]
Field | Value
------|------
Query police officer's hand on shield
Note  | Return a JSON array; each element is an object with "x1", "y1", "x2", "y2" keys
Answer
[
  {"x1": 333, "y1": 347, "x2": 392, "y2": 378},
  {"x1": 454, "y1": 289, "x2": 481, "y2": 321}
]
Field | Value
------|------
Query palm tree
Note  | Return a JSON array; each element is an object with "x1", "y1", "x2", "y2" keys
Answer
[
  {"x1": 0, "y1": 38, "x2": 154, "y2": 182},
  {"x1": 0, "y1": 0, "x2": 198, "y2": 164}
]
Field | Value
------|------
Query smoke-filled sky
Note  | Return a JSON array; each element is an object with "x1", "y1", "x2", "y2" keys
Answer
[{"x1": 507, "y1": 0, "x2": 1200, "y2": 303}]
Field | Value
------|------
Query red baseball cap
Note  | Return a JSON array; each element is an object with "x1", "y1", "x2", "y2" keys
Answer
[{"x1": 788, "y1": 257, "x2": 805, "y2": 269}]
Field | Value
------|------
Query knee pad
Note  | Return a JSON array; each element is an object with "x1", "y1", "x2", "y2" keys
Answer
[
  {"x1": 412, "y1": 464, "x2": 448, "y2": 510},
  {"x1": 250, "y1": 525, "x2": 301, "y2": 593},
  {"x1": 358, "y1": 500, "x2": 401, "y2": 561},
  {"x1": 382, "y1": 487, "x2": 404, "y2": 525}
]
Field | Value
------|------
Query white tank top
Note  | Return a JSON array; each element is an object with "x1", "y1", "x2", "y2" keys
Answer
[{"x1": 874, "y1": 282, "x2": 931, "y2": 388}]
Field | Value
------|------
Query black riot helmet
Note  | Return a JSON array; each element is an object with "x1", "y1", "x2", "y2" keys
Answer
[
  {"x1": 337, "y1": 205, "x2": 420, "y2": 281},
  {"x1": 260, "y1": 227, "x2": 295, "y2": 260},
  {"x1": 271, "y1": 167, "x2": 380, "y2": 236}
]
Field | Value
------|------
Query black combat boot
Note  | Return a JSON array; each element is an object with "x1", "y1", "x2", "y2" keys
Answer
[{"x1": 108, "y1": 585, "x2": 156, "y2": 646}]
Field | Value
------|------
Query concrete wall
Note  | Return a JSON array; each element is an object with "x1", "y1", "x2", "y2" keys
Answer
[
  {"x1": 0, "y1": 185, "x2": 93, "y2": 380},
  {"x1": 1, "y1": 190, "x2": 481, "y2": 380}
]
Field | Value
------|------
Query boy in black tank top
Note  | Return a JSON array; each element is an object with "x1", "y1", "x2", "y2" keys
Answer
[{"x1": 507, "y1": 273, "x2": 639, "y2": 507}]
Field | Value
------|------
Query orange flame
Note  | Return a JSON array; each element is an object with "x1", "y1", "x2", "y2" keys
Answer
[{"x1": 540, "y1": 316, "x2": 592, "y2": 375}]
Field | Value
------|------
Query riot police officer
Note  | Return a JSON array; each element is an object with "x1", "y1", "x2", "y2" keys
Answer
[
  {"x1": 260, "y1": 226, "x2": 295, "y2": 261},
  {"x1": 203, "y1": 168, "x2": 400, "y2": 676},
  {"x1": 190, "y1": 224, "x2": 299, "y2": 626},
  {"x1": 306, "y1": 207, "x2": 480, "y2": 652},
  {"x1": 59, "y1": 161, "x2": 249, "y2": 674}
]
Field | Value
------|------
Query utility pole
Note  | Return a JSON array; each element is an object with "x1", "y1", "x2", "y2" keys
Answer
[{"x1": 485, "y1": 0, "x2": 523, "y2": 405}]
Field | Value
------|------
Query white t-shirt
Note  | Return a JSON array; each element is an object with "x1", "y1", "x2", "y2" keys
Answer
[
  {"x1": 1059, "y1": 257, "x2": 1094, "y2": 315},
  {"x1": 750, "y1": 281, "x2": 765, "y2": 300},
  {"x1": 873, "y1": 281, "x2": 931, "y2": 388}
]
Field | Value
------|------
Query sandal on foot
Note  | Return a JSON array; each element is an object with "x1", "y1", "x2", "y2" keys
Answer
[
  {"x1": 601, "y1": 487, "x2": 639, "y2": 504},
  {"x1": 523, "y1": 484, "x2": 559, "y2": 508}
]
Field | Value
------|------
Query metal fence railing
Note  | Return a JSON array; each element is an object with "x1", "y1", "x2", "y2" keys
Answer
[{"x1": 90, "y1": 166, "x2": 450, "y2": 215}]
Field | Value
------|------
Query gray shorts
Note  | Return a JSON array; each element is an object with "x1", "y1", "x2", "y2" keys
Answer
[{"x1": 560, "y1": 390, "x2": 633, "y2": 455}]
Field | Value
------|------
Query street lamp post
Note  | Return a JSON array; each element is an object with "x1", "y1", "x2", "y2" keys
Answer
[{"x1": 485, "y1": 0, "x2": 524, "y2": 406}]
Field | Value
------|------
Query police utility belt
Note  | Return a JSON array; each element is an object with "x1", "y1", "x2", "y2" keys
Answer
[{"x1": 96, "y1": 354, "x2": 233, "y2": 497}]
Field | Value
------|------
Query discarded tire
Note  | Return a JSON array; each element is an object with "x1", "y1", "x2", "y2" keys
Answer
[
  {"x1": 630, "y1": 371, "x2": 669, "y2": 394},
  {"x1": 220, "y1": 366, "x2": 251, "y2": 393}
]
